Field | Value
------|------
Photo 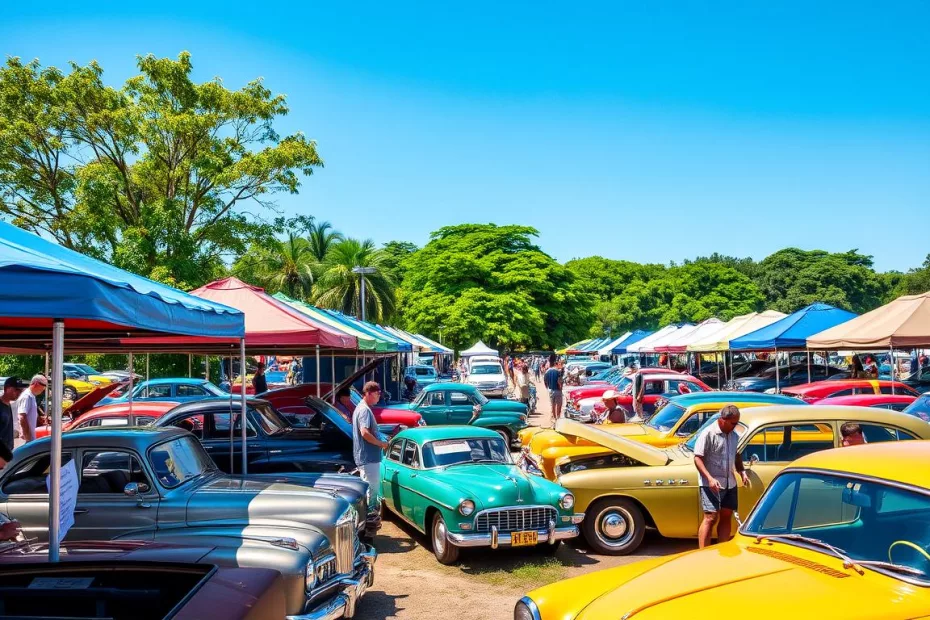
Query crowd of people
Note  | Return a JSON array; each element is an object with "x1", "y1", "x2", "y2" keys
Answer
[{"x1": 0, "y1": 374, "x2": 48, "y2": 466}]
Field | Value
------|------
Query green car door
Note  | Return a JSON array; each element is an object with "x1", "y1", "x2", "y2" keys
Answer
[
  {"x1": 414, "y1": 390, "x2": 449, "y2": 425},
  {"x1": 381, "y1": 438, "x2": 423, "y2": 524},
  {"x1": 447, "y1": 389, "x2": 480, "y2": 424},
  {"x1": 382, "y1": 439, "x2": 404, "y2": 512}
]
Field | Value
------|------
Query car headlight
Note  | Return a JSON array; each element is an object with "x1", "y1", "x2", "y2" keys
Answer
[
  {"x1": 458, "y1": 499, "x2": 475, "y2": 516},
  {"x1": 305, "y1": 558, "x2": 316, "y2": 591},
  {"x1": 559, "y1": 493, "x2": 575, "y2": 510},
  {"x1": 514, "y1": 597, "x2": 541, "y2": 620}
]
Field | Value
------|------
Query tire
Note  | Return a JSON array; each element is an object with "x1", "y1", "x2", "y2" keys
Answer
[
  {"x1": 431, "y1": 512, "x2": 460, "y2": 564},
  {"x1": 538, "y1": 540, "x2": 562, "y2": 555},
  {"x1": 493, "y1": 427, "x2": 512, "y2": 447},
  {"x1": 582, "y1": 497, "x2": 646, "y2": 555},
  {"x1": 62, "y1": 386, "x2": 78, "y2": 401}
]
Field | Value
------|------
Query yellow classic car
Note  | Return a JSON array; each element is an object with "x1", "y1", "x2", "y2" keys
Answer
[
  {"x1": 550, "y1": 405, "x2": 930, "y2": 555},
  {"x1": 516, "y1": 440, "x2": 930, "y2": 620},
  {"x1": 520, "y1": 392, "x2": 806, "y2": 479}
]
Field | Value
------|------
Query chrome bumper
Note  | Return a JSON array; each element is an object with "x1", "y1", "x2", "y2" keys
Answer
[
  {"x1": 564, "y1": 406, "x2": 592, "y2": 422},
  {"x1": 288, "y1": 548, "x2": 377, "y2": 620},
  {"x1": 446, "y1": 521, "x2": 581, "y2": 549}
]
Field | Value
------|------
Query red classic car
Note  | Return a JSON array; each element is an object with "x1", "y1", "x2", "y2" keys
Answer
[
  {"x1": 565, "y1": 367, "x2": 674, "y2": 405},
  {"x1": 35, "y1": 401, "x2": 179, "y2": 439},
  {"x1": 815, "y1": 393, "x2": 918, "y2": 412},
  {"x1": 0, "y1": 539, "x2": 287, "y2": 619},
  {"x1": 260, "y1": 383, "x2": 424, "y2": 427},
  {"x1": 781, "y1": 379, "x2": 920, "y2": 403},
  {"x1": 567, "y1": 372, "x2": 712, "y2": 422}
]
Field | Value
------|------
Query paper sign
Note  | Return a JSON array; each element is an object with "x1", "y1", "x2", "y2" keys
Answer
[
  {"x1": 432, "y1": 441, "x2": 472, "y2": 455},
  {"x1": 46, "y1": 459, "x2": 79, "y2": 543}
]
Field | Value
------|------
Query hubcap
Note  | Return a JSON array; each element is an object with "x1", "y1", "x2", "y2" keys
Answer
[
  {"x1": 434, "y1": 519, "x2": 447, "y2": 554},
  {"x1": 595, "y1": 506, "x2": 635, "y2": 548}
]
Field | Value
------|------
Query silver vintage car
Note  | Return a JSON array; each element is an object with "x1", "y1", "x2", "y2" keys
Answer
[{"x1": 0, "y1": 427, "x2": 375, "y2": 619}]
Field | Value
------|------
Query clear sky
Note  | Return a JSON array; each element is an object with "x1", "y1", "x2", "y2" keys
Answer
[{"x1": 4, "y1": 1, "x2": 928, "y2": 272}]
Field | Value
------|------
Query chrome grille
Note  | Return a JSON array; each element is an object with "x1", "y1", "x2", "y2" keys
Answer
[
  {"x1": 315, "y1": 554, "x2": 338, "y2": 584},
  {"x1": 334, "y1": 519, "x2": 356, "y2": 574},
  {"x1": 474, "y1": 507, "x2": 557, "y2": 533}
]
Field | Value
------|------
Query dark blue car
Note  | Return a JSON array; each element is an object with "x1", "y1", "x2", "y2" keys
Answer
[
  {"x1": 729, "y1": 364, "x2": 846, "y2": 392},
  {"x1": 98, "y1": 378, "x2": 228, "y2": 405}
]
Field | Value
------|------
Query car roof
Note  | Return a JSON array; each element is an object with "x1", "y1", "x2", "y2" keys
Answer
[
  {"x1": 396, "y1": 425, "x2": 499, "y2": 443},
  {"x1": 84, "y1": 402, "x2": 180, "y2": 417},
  {"x1": 163, "y1": 397, "x2": 270, "y2": 414},
  {"x1": 736, "y1": 404, "x2": 930, "y2": 435},
  {"x1": 17, "y1": 426, "x2": 189, "y2": 456},
  {"x1": 815, "y1": 394, "x2": 916, "y2": 405},
  {"x1": 788, "y1": 441, "x2": 930, "y2": 490},
  {"x1": 669, "y1": 391, "x2": 803, "y2": 406},
  {"x1": 783, "y1": 379, "x2": 905, "y2": 393},
  {"x1": 422, "y1": 382, "x2": 476, "y2": 392},
  {"x1": 142, "y1": 377, "x2": 208, "y2": 386}
]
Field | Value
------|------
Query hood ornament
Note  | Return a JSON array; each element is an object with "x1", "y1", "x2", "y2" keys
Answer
[{"x1": 505, "y1": 474, "x2": 523, "y2": 503}]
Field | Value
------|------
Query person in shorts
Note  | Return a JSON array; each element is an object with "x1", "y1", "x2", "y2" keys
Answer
[
  {"x1": 694, "y1": 404, "x2": 749, "y2": 548},
  {"x1": 543, "y1": 359, "x2": 564, "y2": 422}
]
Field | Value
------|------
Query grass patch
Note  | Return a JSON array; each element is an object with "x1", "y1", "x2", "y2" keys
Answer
[{"x1": 459, "y1": 557, "x2": 569, "y2": 590}]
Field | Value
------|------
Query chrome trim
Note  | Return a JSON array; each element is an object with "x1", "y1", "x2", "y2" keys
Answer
[
  {"x1": 396, "y1": 483, "x2": 455, "y2": 510},
  {"x1": 473, "y1": 505, "x2": 559, "y2": 534},
  {"x1": 291, "y1": 548, "x2": 376, "y2": 620},
  {"x1": 515, "y1": 596, "x2": 542, "y2": 620},
  {"x1": 448, "y1": 525, "x2": 579, "y2": 548}
]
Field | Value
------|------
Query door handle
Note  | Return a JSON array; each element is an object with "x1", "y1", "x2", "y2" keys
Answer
[{"x1": 73, "y1": 508, "x2": 89, "y2": 515}]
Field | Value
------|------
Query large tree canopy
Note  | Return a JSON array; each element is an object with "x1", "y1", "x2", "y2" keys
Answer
[
  {"x1": 0, "y1": 52, "x2": 322, "y2": 288},
  {"x1": 400, "y1": 224, "x2": 592, "y2": 351}
]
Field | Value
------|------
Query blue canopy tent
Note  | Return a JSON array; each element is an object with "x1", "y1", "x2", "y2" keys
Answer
[
  {"x1": 0, "y1": 222, "x2": 245, "y2": 562},
  {"x1": 611, "y1": 330, "x2": 653, "y2": 354},
  {"x1": 729, "y1": 302, "x2": 858, "y2": 390},
  {"x1": 579, "y1": 337, "x2": 608, "y2": 353}
]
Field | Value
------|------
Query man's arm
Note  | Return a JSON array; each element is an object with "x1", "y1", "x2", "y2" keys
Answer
[
  {"x1": 359, "y1": 411, "x2": 388, "y2": 449},
  {"x1": 18, "y1": 414, "x2": 32, "y2": 443},
  {"x1": 735, "y1": 453, "x2": 750, "y2": 486}
]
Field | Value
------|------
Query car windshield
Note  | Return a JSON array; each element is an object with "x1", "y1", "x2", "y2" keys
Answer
[
  {"x1": 202, "y1": 382, "x2": 227, "y2": 396},
  {"x1": 646, "y1": 403, "x2": 686, "y2": 432},
  {"x1": 308, "y1": 398, "x2": 352, "y2": 437},
  {"x1": 422, "y1": 437, "x2": 510, "y2": 468},
  {"x1": 251, "y1": 403, "x2": 288, "y2": 435},
  {"x1": 903, "y1": 395, "x2": 930, "y2": 422},
  {"x1": 70, "y1": 364, "x2": 98, "y2": 374},
  {"x1": 148, "y1": 435, "x2": 215, "y2": 488},
  {"x1": 743, "y1": 471, "x2": 930, "y2": 584},
  {"x1": 471, "y1": 364, "x2": 503, "y2": 375},
  {"x1": 614, "y1": 377, "x2": 633, "y2": 392},
  {"x1": 683, "y1": 414, "x2": 747, "y2": 451},
  {"x1": 414, "y1": 367, "x2": 436, "y2": 376}
]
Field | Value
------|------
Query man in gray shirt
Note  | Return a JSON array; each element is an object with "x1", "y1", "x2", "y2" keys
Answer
[
  {"x1": 352, "y1": 381, "x2": 388, "y2": 514},
  {"x1": 694, "y1": 404, "x2": 749, "y2": 548}
]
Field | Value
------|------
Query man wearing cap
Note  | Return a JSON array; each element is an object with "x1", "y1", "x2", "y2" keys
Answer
[
  {"x1": 0, "y1": 377, "x2": 26, "y2": 464},
  {"x1": 352, "y1": 381, "x2": 389, "y2": 514},
  {"x1": 15, "y1": 374, "x2": 46, "y2": 444},
  {"x1": 600, "y1": 390, "x2": 627, "y2": 424},
  {"x1": 630, "y1": 365, "x2": 645, "y2": 422}
]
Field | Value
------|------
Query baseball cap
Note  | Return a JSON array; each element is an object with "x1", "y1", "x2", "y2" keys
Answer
[
  {"x1": 31, "y1": 374, "x2": 48, "y2": 387},
  {"x1": 602, "y1": 390, "x2": 619, "y2": 400},
  {"x1": 3, "y1": 377, "x2": 27, "y2": 390}
]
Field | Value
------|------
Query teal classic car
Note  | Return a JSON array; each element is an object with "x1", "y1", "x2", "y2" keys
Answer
[
  {"x1": 380, "y1": 426, "x2": 583, "y2": 564},
  {"x1": 375, "y1": 383, "x2": 529, "y2": 445}
]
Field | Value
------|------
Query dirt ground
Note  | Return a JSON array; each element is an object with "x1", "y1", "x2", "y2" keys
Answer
[{"x1": 354, "y1": 376, "x2": 693, "y2": 619}]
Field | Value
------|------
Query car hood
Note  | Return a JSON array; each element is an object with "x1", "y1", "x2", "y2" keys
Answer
[
  {"x1": 575, "y1": 541, "x2": 920, "y2": 619},
  {"x1": 423, "y1": 463, "x2": 554, "y2": 509},
  {"x1": 481, "y1": 400, "x2": 526, "y2": 414},
  {"x1": 554, "y1": 419, "x2": 670, "y2": 467},
  {"x1": 66, "y1": 382, "x2": 127, "y2": 417},
  {"x1": 186, "y1": 476, "x2": 349, "y2": 531},
  {"x1": 0, "y1": 540, "x2": 216, "y2": 564}
]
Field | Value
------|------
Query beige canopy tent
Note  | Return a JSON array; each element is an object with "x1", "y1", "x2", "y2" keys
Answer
[{"x1": 807, "y1": 291, "x2": 930, "y2": 349}]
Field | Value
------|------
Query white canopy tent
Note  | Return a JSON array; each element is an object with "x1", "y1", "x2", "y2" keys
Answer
[
  {"x1": 634, "y1": 324, "x2": 695, "y2": 353},
  {"x1": 598, "y1": 332, "x2": 632, "y2": 356},
  {"x1": 625, "y1": 325, "x2": 680, "y2": 353},
  {"x1": 460, "y1": 340, "x2": 499, "y2": 357}
]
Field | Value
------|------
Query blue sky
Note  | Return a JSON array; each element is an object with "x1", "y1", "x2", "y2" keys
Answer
[{"x1": 4, "y1": 1, "x2": 928, "y2": 272}]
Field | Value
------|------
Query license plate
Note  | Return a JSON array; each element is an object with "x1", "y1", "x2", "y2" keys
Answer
[{"x1": 511, "y1": 530, "x2": 538, "y2": 547}]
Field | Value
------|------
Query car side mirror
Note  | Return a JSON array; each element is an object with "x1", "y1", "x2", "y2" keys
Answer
[
  {"x1": 123, "y1": 482, "x2": 150, "y2": 496},
  {"x1": 747, "y1": 454, "x2": 760, "y2": 468}
]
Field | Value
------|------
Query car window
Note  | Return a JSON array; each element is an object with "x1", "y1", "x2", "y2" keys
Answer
[
  {"x1": 2, "y1": 453, "x2": 74, "y2": 495},
  {"x1": 176, "y1": 384, "x2": 208, "y2": 397},
  {"x1": 148, "y1": 435, "x2": 214, "y2": 489},
  {"x1": 387, "y1": 440, "x2": 403, "y2": 462},
  {"x1": 135, "y1": 416, "x2": 156, "y2": 426},
  {"x1": 424, "y1": 392, "x2": 446, "y2": 407},
  {"x1": 209, "y1": 412, "x2": 256, "y2": 440},
  {"x1": 402, "y1": 442, "x2": 419, "y2": 468},
  {"x1": 741, "y1": 424, "x2": 835, "y2": 463},
  {"x1": 99, "y1": 417, "x2": 129, "y2": 427},
  {"x1": 449, "y1": 392, "x2": 471, "y2": 405},
  {"x1": 74, "y1": 418, "x2": 101, "y2": 429},
  {"x1": 142, "y1": 384, "x2": 172, "y2": 398},
  {"x1": 166, "y1": 414, "x2": 205, "y2": 439},
  {"x1": 830, "y1": 388, "x2": 855, "y2": 397},
  {"x1": 677, "y1": 413, "x2": 704, "y2": 436},
  {"x1": 80, "y1": 450, "x2": 150, "y2": 494},
  {"x1": 644, "y1": 381, "x2": 663, "y2": 395}
]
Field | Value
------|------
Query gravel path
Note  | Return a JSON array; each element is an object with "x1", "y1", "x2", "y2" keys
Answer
[{"x1": 354, "y1": 375, "x2": 693, "y2": 619}]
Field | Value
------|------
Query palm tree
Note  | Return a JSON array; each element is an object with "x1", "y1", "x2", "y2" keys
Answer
[
  {"x1": 238, "y1": 232, "x2": 316, "y2": 299},
  {"x1": 313, "y1": 238, "x2": 396, "y2": 322},
  {"x1": 307, "y1": 220, "x2": 343, "y2": 263}
]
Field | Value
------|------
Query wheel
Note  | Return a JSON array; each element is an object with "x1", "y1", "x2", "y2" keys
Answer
[
  {"x1": 494, "y1": 428, "x2": 512, "y2": 446},
  {"x1": 431, "y1": 512, "x2": 460, "y2": 564},
  {"x1": 582, "y1": 497, "x2": 646, "y2": 555},
  {"x1": 62, "y1": 386, "x2": 78, "y2": 401}
]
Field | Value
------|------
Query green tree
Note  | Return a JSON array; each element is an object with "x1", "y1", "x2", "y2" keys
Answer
[
  {"x1": 313, "y1": 238, "x2": 396, "y2": 322},
  {"x1": 380, "y1": 241, "x2": 419, "y2": 287},
  {"x1": 0, "y1": 53, "x2": 323, "y2": 288},
  {"x1": 564, "y1": 256, "x2": 665, "y2": 300},
  {"x1": 400, "y1": 224, "x2": 593, "y2": 350},
  {"x1": 889, "y1": 254, "x2": 930, "y2": 298},
  {"x1": 233, "y1": 231, "x2": 317, "y2": 298},
  {"x1": 307, "y1": 220, "x2": 343, "y2": 263}
]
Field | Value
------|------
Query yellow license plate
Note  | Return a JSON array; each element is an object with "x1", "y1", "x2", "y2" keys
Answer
[{"x1": 511, "y1": 530, "x2": 538, "y2": 547}]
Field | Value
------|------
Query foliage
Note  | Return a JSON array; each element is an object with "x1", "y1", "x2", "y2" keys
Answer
[
  {"x1": 312, "y1": 238, "x2": 396, "y2": 322},
  {"x1": 889, "y1": 254, "x2": 930, "y2": 298},
  {"x1": 306, "y1": 220, "x2": 343, "y2": 263},
  {"x1": 399, "y1": 224, "x2": 593, "y2": 351},
  {"x1": 0, "y1": 53, "x2": 322, "y2": 289},
  {"x1": 380, "y1": 241, "x2": 419, "y2": 288},
  {"x1": 232, "y1": 216, "x2": 318, "y2": 298}
]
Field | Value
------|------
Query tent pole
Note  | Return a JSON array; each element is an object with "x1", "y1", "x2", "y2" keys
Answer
[
  {"x1": 241, "y1": 339, "x2": 248, "y2": 474},
  {"x1": 729, "y1": 350, "x2": 734, "y2": 382},
  {"x1": 890, "y1": 346, "x2": 895, "y2": 395},
  {"x1": 716, "y1": 352, "x2": 720, "y2": 388},
  {"x1": 824, "y1": 351, "x2": 828, "y2": 379},
  {"x1": 807, "y1": 351, "x2": 811, "y2": 383},
  {"x1": 397, "y1": 352, "x2": 402, "y2": 401},
  {"x1": 331, "y1": 353, "x2": 336, "y2": 404},
  {"x1": 316, "y1": 345, "x2": 321, "y2": 398},
  {"x1": 188, "y1": 354, "x2": 192, "y2": 378},
  {"x1": 145, "y1": 353, "x2": 150, "y2": 383},
  {"x1": 44, "y1": 353, "x2": 49, "y2": 415},
  {"x1": 128, "y1": 353, "x2": 134, "y2": 418},
  {"x1": 205, "y1": 356, "x2": 210, "y2": 381},
  {"x1": 48, "y1": 320, "x2": 64, "y2": 563},
  {"x1": 775, "y1": 347, "x2": 780, "y2": 393},
  {"x1": 228, "y1": 356, "x2": 234, "y2": 472}
]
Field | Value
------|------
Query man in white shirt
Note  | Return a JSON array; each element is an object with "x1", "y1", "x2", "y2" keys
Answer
[{"x1": 15, "y1": 374, "x2": 47, "y2": 444}]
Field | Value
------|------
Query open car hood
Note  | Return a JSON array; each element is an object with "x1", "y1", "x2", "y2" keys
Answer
[
  {"x1": 66, "y1": 381, "x2": 128, "y2": 417},
  {"x1": 554, "y1": 419, "x2": 670, "y2": 467}
]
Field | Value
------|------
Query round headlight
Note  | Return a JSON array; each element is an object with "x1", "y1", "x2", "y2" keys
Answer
[
  {"x1": 514, "y1": 597, "x2": 541, "y2": 620},
  {"x1": 458, "y1": 499, "x2": 475, "y2": 516},
  {"x1": 560, "y1": 493, "x2": 575, "y2": 510},
  {"x1": 305, "y1": 558, "x2": 316, "y2": 592}
]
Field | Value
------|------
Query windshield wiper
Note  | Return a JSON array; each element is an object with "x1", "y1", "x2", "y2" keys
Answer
[
  {"x1": 753, "y1": 534, "x2": 865, "y2": 574},
  {"x1": 854, "y1": 560, "x2": 925, "y2": 577}
]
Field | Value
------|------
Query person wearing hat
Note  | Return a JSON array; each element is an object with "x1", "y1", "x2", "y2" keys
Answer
[
  {"x1": 15, "y1": 374, "x2": 47, "y2": 444},
  {"x1": 600, "y1": 390, "x2": 627, "y2": 424},
  {"x1": 0, "y1": 377, "x2": 26, "y2": 464},
  {"x1": 352, "y1": 381, "x2": 389, "y2": 515}
]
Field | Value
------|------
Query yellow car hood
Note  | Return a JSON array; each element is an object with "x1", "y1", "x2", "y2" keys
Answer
[
  {"x1": 554, "y1": 419, "x2": 669, "y2": 467},
  {"x1": 577, "y1": 541, "x2": 924, "y2": 619}
]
